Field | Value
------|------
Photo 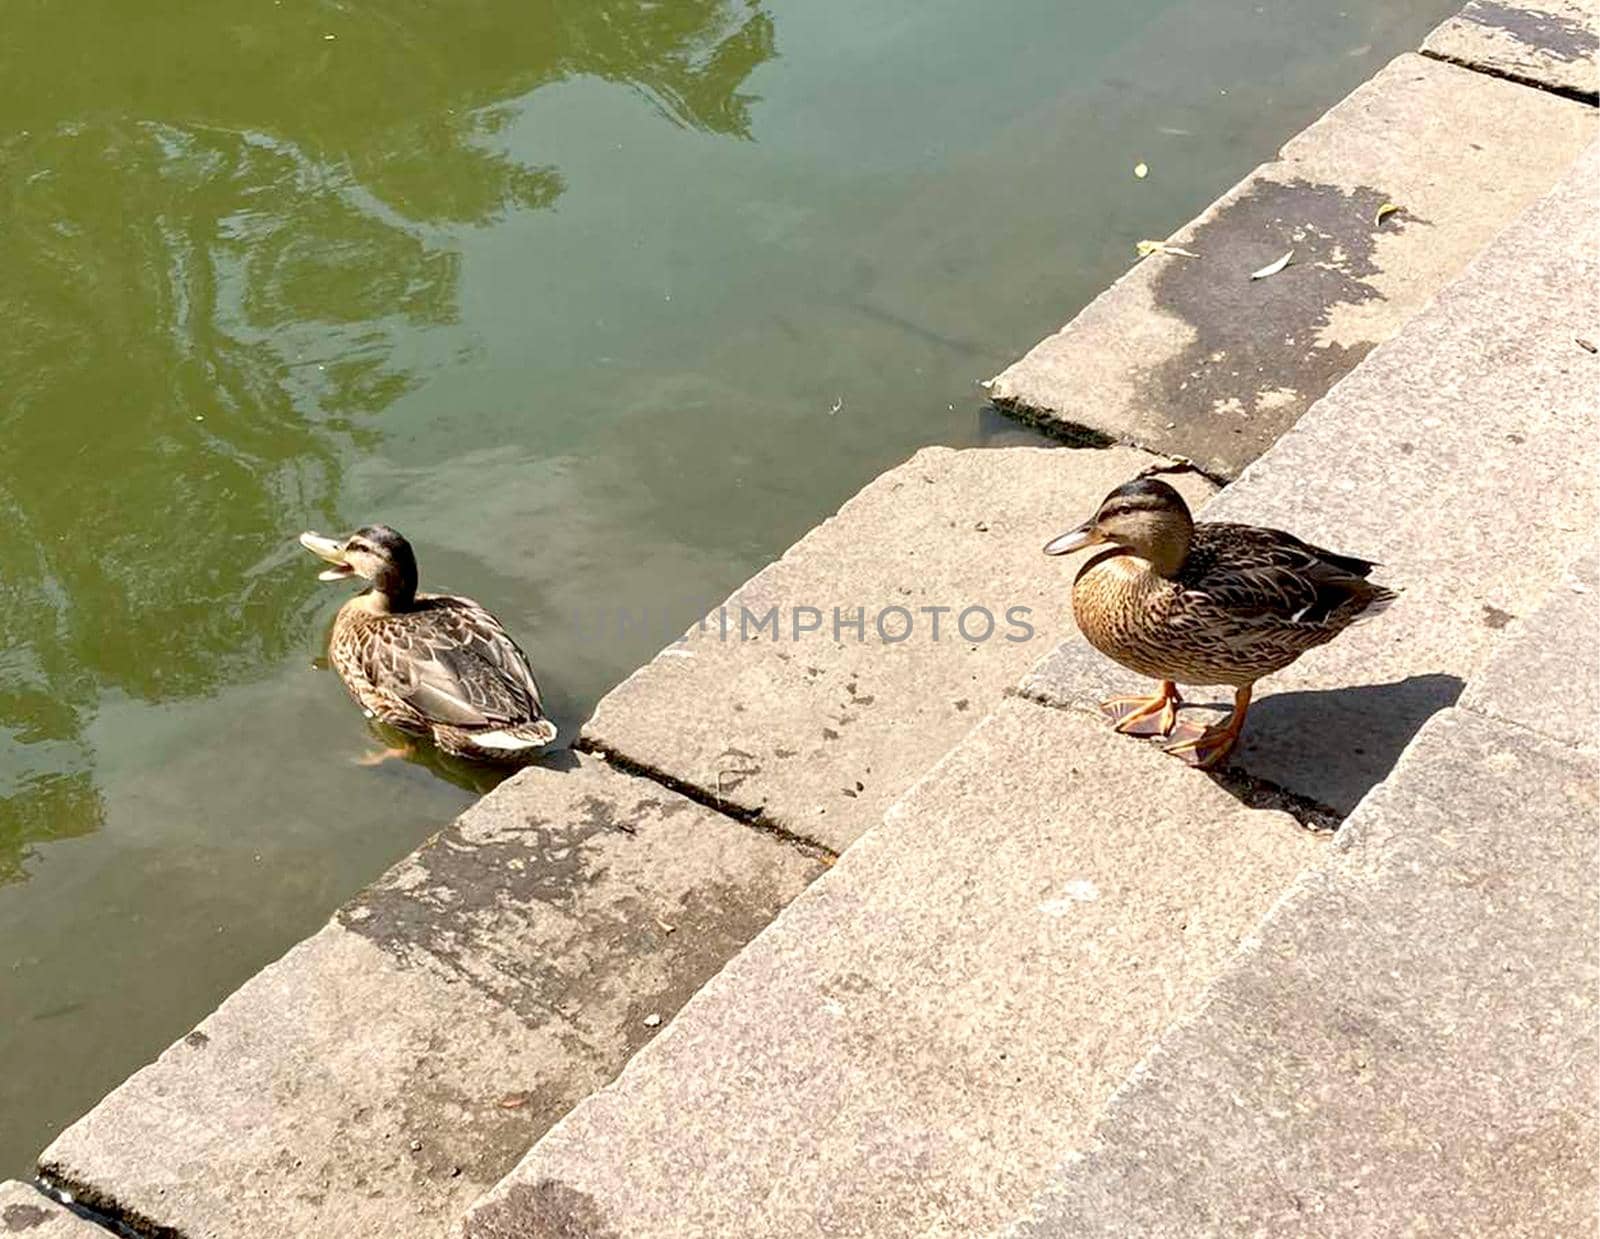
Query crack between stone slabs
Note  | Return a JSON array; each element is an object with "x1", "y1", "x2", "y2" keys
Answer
[
  {"x1": 1014, "y1": 690, "x2": 1344, "y2": 833},
  {"x1": 27, "y1": 1174, "x2": 163, "y2": 1239},
  {"x1": 986, "y1": 397, "x2": 1236, "y2": 487},
  {"x1": 985, "y1": 398, "x2": 1120, "y2": 451},
  {"x1": 1454, "y1": 695, "x2": 1599, "y2": 756},
  {"x1": 571, "y1": 738, "x2": 841, "y2": 864},
  {"x1": 1419, "y1": 48, "x2": 1600, "y2": 106}
]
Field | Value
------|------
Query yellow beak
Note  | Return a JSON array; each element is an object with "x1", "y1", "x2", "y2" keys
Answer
[
  {"x1": 1043, "y1": 522, "x2": 1101, "y2": 556},
  {"x1": 299, "y1": 531, "x2": 357, "y2": 580}
]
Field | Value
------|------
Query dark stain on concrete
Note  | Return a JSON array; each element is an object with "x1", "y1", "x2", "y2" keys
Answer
[
  {"x1": 2, "y1": 1202, "x2": 49, "y2": 1232},
  {"x1": 629, "y1": 796, "x2": 686, "y2": 820},
  {"x1": 578, "y1": 794, "x2": 634, "y2": 836},
  {"x1": 1457, "y1": 0, "x2": 1599, "y2": 62},
  {"x1": 330, "y1": 785, "x2": 823, "y2": 1197},
  {"x1": 464, "y1": 1180, "x2": 620, "y2": 1239},
  {"x1": 411, "y1": 872, "x2": 811, "y2": 1204},
  {"x1": 1138, "y1": 177, "x2": 1430, "y2": 469},
  {"x1": 714, "y1": 748, "x2": 762, "y2": 794},
  {"x1": 394, "y1": 1056, "x2": 571, "y2": 1191},
  {"x1": 337, "y1": 807, "x2": 610, "y2": 1021},
  {"x1": 1481, "y1": 604, "x2": 1514, "y2": 629}
]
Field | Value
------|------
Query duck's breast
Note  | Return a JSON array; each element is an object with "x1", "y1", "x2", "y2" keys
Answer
[{"x1": 1070, "y1": 551, "x2": 1198, "y2": 682}]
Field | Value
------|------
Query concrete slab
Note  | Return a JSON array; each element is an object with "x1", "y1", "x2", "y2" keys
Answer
[
  {"x1": 578, "y1": 445, "x2": 1214, "y2": 854},
  {"x1": 461, "y1": 698, "x2": 1323, "y2": 1239},
  {"x1": 39, "y1": 757, "x2": 822, "y2": 1239},
  {"x1": 1461, "y1": 548, "x2": 1599, "y2": 748},
  {"x1": 1023, "y1": 135, "x2": 1600, "y2": 815},
  {"x1": 988, "y1": 54, "x2": 1596, "y2": 478},
  {"x1": 0, "y1": 1182, "x2": 108, "y2": 1237},
  {"x1": 1424, "y1": 0, "x2": 1599, "y2": 101},
  {"x1": 1006, "y1": 707, "x2": 1600, "y2": 1238}
]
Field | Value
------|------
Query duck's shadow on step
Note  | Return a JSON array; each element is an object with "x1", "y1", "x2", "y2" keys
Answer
[{"x1": 1205, "y1": 672, "x2": 1466, "y2": 825}]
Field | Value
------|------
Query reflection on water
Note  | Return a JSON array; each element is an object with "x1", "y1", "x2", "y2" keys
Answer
[{"x1": 0, "y1": 0, "x2": 777, "y2": 885}]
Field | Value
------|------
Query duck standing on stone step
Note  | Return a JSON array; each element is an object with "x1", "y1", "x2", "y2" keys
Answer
[
  {"x1": 1043, "y1": 477, "x2": 1394, "y2": 767},
  {"x1": 299, "y1": 524, "x2": 557, "y2": 763}
]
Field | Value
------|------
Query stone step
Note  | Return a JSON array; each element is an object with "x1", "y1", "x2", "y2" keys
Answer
[
  {"x1": 454, "y1": 697, "x2": 1324, "y2": 1237},
  {"x1": 579, "y1": 443, "x2": 1213, "y2": 855},
  {"x1": 0, "y1": 1181, "x2": 111, "y2": 1236},
  {"x1": 1022, "y1": 133, "x2": 1600, "y2": 816},
  {"x1": 987, "y1": 53, "x2": 1595, "y2": 478},
  {"x1": 1422, "y1": 0, "x2": 1600, "y2": 102},
  {"x1": 1004, "y1": 549, "x2": 1599, "y2": 1237},
  {"x1": 37, "y1": 758, "x2": 823, "y2": 1239},
  {"x1": 456, "y1": 125, "x2": 1600, "y2": 1239},
  {"x1": 1459, "y1": 551, "x2": 1598, "y2": 750}
]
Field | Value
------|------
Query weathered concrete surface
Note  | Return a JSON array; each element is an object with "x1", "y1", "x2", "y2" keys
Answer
[
  {"x1": 461, "y1": 699, "x2": 1323, "y2": 1239},
  {"x1": 1424, "y1": 0, "x2": 1600, "y2": 100},
  {"x1": 1023, "y1": 135, "x2": 1600, "y2": 814},
  {"x1": 1005, "y1": 707, "x2": 1600, "y2": 1238},
  {"x1": 1461, "y1": 549, "x2": 1599, "y2": 748},
  {"x1": 0, "y1": 1183, "x2": 108, "y2": 1237},
  {"x1": 39, "y1": 758, "x2": 822, "y2": 1239},
  {"x1": 579, "y1": 445, "x2": 1213, "y2": 854},
  {"x1": 988, "y1": 54, "x2": 1596, "y2": 478}
]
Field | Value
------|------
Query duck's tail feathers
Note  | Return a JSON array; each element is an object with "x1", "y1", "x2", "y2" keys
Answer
[
  {"x1": 1320, "y1": 547, "x2": 1382, "y2": 578},
  {"x1": 1352, "y1": 583, "x2": 1400, "y2": 625},
  {"x1": 473, "y1": 718, "x2": 559, "y2": 752}
]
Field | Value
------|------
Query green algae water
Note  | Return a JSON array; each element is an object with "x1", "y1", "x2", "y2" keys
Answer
[{"x1": 1, "y1": 0, "x2": 1459, "y2": 1171}]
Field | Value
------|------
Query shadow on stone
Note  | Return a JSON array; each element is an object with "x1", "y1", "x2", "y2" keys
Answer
[
  {"x1": 1221, "y1": 672, "x2": 1466, "y2": 817},
  {"x1": 463, "y1": 1180, "x2": 620, "y2": 1239}
]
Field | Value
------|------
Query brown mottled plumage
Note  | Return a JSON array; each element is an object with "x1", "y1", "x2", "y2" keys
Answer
[
  {"x1": 1044, "y1": 478, "x2": 1394, "y2": 766},
  {"x1": 299, "y1": 525, "x2": 556, "y2": 763}
]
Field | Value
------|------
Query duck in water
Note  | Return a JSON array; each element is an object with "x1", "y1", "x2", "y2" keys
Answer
[
  {"x1": 299, "y1": 525, "x2": 557, "y2": 763},
  {"x1": 1044, "y1": 477, "x2": 1393, "y2": 767}
]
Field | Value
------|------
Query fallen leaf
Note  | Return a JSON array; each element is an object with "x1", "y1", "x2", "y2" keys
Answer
[
  {"x1": 1133, "y1": 162, "x2": 1149, "y2": 179},
  {"x1": 1136, "y1": 240, "x2": 1200, "y2": 259},
  {"x1": 1249, "y1": 249, "x2": 1294, "y2": 280},
  {"x1": 1374, "y1": 202, "x2": 1402, "y2": 226},
  {"x1": 497, "y1": 1095, "x2": 528, "y2": 1110}
]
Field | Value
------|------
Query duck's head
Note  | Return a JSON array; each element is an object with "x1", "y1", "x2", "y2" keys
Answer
[
  {"x1": 1043, "y1": 478, "x2": 1193, "y2": 577},
  {"x1": 299, "y1": 524, "x2": 418, "y2": 609}
]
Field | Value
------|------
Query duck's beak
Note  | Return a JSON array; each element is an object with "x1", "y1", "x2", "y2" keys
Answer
[
  {"x1": 299, "y1": 531, "x2": 357, "y2": 581},
  {"x1": 1043, "y1": 521, "x2": 1101, "y2": 556}
]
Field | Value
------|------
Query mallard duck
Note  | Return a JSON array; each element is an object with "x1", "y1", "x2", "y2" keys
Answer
[
  {"x1": 1043, "y1": 477, "x2": 1393, "y2": 767},
  {"x1": 298, "y1": 524, "x2": 557, "y2": 762}
]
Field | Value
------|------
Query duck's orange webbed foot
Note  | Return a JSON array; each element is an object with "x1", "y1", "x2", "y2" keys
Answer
[
  {"x1": 1162, "y1": 685, "x2": 1252, "y2": 768},
  {"x1": 1161, "y1": 721, "x2": 1238, "y2": 768},
  {"x1": 1099, "y1": 680, "x2": 1183, "y2": 738},
  {"x1": 353, "y1": 744, "x2": 411, "y2": 767}
]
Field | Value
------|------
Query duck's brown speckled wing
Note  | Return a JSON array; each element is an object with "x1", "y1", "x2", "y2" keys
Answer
[
  {"x1": 351, "y1": 595, "x2": 546, "y2": 730},
  {"x1": 1166, "y1": 524, "x2": 1391, "y2": 674}
]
